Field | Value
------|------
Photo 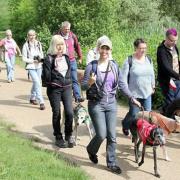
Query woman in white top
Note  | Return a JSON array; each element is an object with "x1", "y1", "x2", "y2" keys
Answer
[{"x1": 22, "y1": 29, "x2": 45, "y2": 110}]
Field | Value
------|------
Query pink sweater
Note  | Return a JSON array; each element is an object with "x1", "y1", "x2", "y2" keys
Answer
[{"x1": 2, "y1": 38, "x2": 17, "y2": 58}]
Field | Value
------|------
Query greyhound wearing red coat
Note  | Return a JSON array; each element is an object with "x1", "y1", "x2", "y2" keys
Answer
[{"x1": 137, "y1": 111, "x2": 180, "y2": 161}]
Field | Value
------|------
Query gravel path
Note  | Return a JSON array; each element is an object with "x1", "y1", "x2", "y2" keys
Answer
[{"x1": 0, "y1": 61, "x2": 180, "y2": 180}]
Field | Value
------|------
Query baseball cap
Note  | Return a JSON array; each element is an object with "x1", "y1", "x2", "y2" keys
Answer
[{"x1": 99, "y1": 39, "x2": 112, "y2": 49}]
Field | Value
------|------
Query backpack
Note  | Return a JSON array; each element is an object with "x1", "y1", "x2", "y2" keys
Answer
[
  {"x1": 41, "y1": 55, "x2": 53, "y2": 87},
  {"x1": 127, "y1": 55, "x2": 152, "y2": 83}
]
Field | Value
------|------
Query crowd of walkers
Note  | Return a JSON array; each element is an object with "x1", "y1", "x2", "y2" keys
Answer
[{"x1": 0, "y1": 22, "x2": 179, "y2": 174}]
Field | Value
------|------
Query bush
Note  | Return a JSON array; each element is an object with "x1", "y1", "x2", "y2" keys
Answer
[
  {"x1": 36, "y1": 23, "x2": 52, "y2": 54},
  {"x1": 116, "y1": 0, "x2": 160, "y2": 29},
  {"x1": 8, "y1": 0, "x2": 38, "y2": 45},
  {"x1": 36, "y1": 0, "x2": 118, "y2": 45}
]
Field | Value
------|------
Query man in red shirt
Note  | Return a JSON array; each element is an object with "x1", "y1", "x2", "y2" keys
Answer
[{"x1": 58, "y1": 21, "x2": 84, "y2": 102}]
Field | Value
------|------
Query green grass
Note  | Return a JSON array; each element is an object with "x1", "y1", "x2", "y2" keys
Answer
[
  {"x1": 0, "y1": 0, "x2": 10, "y2": 30},
  {"x1": 0, "y1": 121, "x2": 89, "y2": 180}
]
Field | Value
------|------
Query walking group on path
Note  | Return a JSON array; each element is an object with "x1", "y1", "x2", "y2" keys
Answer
[{"x1": 0, "y1": 21, "x2": 180, "y2": 179}]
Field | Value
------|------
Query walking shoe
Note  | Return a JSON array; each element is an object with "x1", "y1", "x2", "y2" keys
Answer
[
  {"x1": 107, "y1": 165, "x2": 122, "y2": 174},
  {"x1": 75, "y1": 97, "x2": 85, "y2": 103},
  {"x1": 122, "y1": 128, "x2": 129, "y2": 136},
  {"x1": 55, "y1": 136, "x2": 67, "y2": 148},
  {"x1": 87, "y1": 148, "x2": 98, "y2": 164},
  {"x1": 65, "y1": 135, "x2": 74, "y2": 148},
  {"x1": 40, "y1": 104, "x2": 45, "y2": 110},
  {"x1": 7, "y1": 80, "x2": 11, "y2": 83},
  {"x1": 29, "y1": 99, "x2": 38, "y2": 105}
]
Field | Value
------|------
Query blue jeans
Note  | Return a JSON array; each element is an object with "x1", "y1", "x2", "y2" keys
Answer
[
  {"x1": 28, "y1": 68, "x2": 44, "y2": 104},
  {"x1": 87, "y1": 101, "x2": 117, "y2": 167},
  {"x1": 122, "y1": 95, "x2": 152, "y2": 130},
  {"x1": 5, "y1": 55, "x2": 15, "y2": 81},
  {"x1": 70, "y1": 60, "x2": 81, "y2": 99}
]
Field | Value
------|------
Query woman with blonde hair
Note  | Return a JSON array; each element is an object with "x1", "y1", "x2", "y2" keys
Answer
[
  {"x1": 43, "y1": 35, "x2": 74, "y2": 148},
  {"x1": 22, "y1": 29, "x2": 45, "y2": 110},
  {"x1": 1, "y1": 29, "x2": 21, "y2": 82}
]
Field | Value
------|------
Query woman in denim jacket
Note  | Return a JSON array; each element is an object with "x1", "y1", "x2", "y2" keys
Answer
[{"x1": 82, "y1": 37, "x2": 140, "y2": 174}]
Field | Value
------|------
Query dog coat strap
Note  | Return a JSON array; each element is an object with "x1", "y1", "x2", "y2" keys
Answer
[{"x1": 137, "y1": 119, "x2": 156, "y2": 145}]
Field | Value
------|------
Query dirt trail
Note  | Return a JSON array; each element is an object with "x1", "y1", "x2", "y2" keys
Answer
[{"x1": 0, "y1": 61, "x2": 180, "y2": 180}]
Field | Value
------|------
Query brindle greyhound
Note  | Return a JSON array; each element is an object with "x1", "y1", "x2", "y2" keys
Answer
[
  {"x1": 130, "y1": 116, "x2": 165, "y2": 178},
  {"x1": 137, "y1": 111, "x2": 180, "y2": 161}
]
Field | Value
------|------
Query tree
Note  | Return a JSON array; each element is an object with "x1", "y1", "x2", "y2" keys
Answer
[
  {"x1": 159, "y1": 0, "x2": 180, "y2": 22},
  {"x1": 116, "y1": 0, "x2": 160, "y2": 29},
  {"x1": 36, "y1": 0, "x2": 118, "y2": 45},
  {"x1": 8, "y1": 0, "x2": 38, "y2": 45}
]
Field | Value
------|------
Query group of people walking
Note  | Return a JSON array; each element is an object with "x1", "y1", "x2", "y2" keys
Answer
[{"x1": 0, "y1": 22, "x2": 179, "y2": 175}]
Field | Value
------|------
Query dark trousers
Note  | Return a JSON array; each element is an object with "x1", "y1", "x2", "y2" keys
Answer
[
  {"x1": 47, "y1": 86, "x2": 73, "y2": 137},
  {"x1": 161, "y1": 80, "x2": 180, "y2": 109}
]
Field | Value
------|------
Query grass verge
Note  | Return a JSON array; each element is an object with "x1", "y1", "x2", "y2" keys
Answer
[{"x1": 0, "y1": 120, "x2": 89, "y2": 180}]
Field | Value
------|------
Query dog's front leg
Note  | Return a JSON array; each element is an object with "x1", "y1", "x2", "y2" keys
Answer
[
  {"x1": 134, "y1": 138, "x2": 139, "y2": 163},
  {"x1": 74, "y1": 123, "x2": 78, "y2": 145},
  {"x1": 85, "y1": 122, "x2": 93, "y2": 140},
  {"x1": 138, "y1": 144, "x2": 146, "y2": 166},
  {"x1": 153, "y1": 146, "x2": 160, "y2": 178},
  {"x1": 162, "y1": 145, "x2": 171, "y2": 161}
]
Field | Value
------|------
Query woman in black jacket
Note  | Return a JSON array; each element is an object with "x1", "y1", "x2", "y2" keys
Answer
[{"x1": 43, "y1": 35, "x2": 74, "y2": 148}]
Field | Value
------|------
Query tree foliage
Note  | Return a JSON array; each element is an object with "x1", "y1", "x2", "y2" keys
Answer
[
  {"x1": 36, "y1": 0, "x2": 118, "y2": 45},
  {"x1": 159, "y1": 0, "x2": 180, "y2": 22},
  {"x1": 8, "y1": 0, "x2": 165, "y2": 46},
  {"x1": 117, "y1": 0, "x2": 160, "y2": 28},
  {"x1": 8, "y1": 0, "x2": 37, "y2": 45}
]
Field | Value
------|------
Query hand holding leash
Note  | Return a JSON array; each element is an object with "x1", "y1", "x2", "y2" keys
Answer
[{"x1": 131, "y1": 98, "x2": 141, "y2": 108}]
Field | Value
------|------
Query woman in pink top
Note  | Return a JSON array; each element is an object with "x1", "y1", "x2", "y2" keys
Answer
[{"x1": 2, "y1": 29, "x2": 21, "y2": 83}]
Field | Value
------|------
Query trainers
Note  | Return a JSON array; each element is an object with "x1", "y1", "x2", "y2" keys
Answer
[
  {"x1": 75, "y1": 97, "x2": 85, "y2": 103},
  {"x1": 55, "y1": 136, "x2": 67, "y2": 148},
  {"x1": 30, "y1": 99, "x2": 38, "y2": 105},
  {"x1": 122, "y1": 128, "x2": 129, "y2": 136},
  {"x1": 107, "y1": 165, "x2": 122, "y2": 174},
  {"x1": 65, "y1": 135, "x2": 74, "y2": 148},
  {"x1": 40, "y1": 104, "x2": 45, "y2": 110},
  {"x1": 87, "y1": 148, "x2": 98, "y2": 164}
]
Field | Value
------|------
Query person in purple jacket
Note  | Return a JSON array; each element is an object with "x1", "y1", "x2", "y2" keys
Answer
[
  {"x1": 82, "y1": 37, "x2": 140, "y2": 174},
  {"x1": 57, "y1": 21, "x2": 84, "y2": 102}
]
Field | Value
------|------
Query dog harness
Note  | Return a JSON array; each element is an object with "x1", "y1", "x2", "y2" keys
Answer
[{"x1": 137, "y1": 118, "x2": 157, "y2": 145}]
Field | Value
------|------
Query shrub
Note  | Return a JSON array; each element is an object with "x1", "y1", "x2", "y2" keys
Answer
[
  {"x1": 36, "y1": 23, "x2": 52, "y2": 54},
  {"x1": 8, "y1": 0, "x2": 38, "y2": 45}
]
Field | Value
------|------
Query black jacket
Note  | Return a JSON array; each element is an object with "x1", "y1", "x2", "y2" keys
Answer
[
  {"x1": 42, "y1": 54, "x2": 72, "y2": 87},
  {"x1": 157, "y1": 41, "x2": 180, "y2": 93}
]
